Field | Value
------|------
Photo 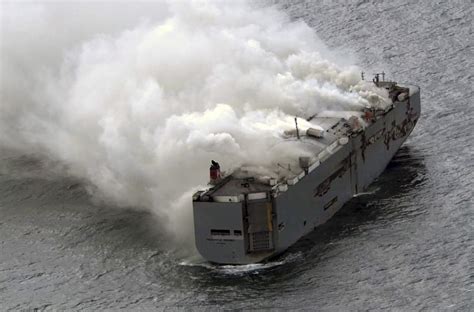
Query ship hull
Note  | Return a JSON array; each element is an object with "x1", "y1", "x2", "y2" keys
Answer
[{"x1": 193, "y1": 86, "x2": 420, "y2": 264}]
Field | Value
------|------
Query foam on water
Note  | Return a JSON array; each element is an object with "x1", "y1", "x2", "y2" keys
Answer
[{"x1": 179, "y1": 252, "x2": 303, "y2": 275}]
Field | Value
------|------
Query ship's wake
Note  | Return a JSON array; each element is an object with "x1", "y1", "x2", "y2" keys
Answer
[
  {"x1": 353, "y1": 187, "x2": 381, "y2": 197},
  {"x1": 178, "y1": 252, "x2": 303, "y2": 275}
]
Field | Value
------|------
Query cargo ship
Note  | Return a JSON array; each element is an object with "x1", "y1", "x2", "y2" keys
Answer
[{"x1": 192, "y1": 75, "x2": 420, "y2": 264}]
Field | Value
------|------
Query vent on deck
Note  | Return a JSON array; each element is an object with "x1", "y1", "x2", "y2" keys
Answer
[{"x1": 249, "y1": 231, "x2": 273, "y2": 252}]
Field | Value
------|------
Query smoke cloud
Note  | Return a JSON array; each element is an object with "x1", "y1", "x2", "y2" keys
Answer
[{"x1": 0, "y1": 1, "x2": 388, "y2": 244}]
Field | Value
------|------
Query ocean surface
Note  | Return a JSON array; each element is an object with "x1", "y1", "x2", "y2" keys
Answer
[{"x1": 1, "y1": 0, "x2": 473, "y2": 310}]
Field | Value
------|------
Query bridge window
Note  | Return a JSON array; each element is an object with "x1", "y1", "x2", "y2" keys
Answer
[{"x1": 234, "y1": 230, "x2": 242, "y2": 236}]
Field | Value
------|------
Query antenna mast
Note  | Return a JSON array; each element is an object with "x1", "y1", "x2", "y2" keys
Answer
[{"x1": 295, "y1": 117, "x2": 300, "y2": 140}]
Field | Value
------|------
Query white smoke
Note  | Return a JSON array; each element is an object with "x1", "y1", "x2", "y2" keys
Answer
[{"x1": 0, "y1": 0, "x2": 388, "y2": 243}]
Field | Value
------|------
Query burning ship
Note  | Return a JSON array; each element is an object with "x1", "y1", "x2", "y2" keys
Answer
[{"x1": 192, "y1": 74, "x2": 420, "y2": 264}]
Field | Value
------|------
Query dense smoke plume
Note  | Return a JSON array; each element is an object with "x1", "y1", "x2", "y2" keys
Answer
[{"x1": 0, "y1": 1, "x2": 388, "y2": 243}]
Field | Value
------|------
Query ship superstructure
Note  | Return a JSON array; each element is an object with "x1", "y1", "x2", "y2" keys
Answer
[{"x1": 192, "y1": 77, "x2": 420, "y2": 264}]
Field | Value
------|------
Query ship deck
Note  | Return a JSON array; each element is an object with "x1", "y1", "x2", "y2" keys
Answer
[
  {"x1": 204, "y1": 116, "x2": 352, "y2": 198},
  {"x1": 211, "y1": 178, "x2": 272, "y2": 196}
]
